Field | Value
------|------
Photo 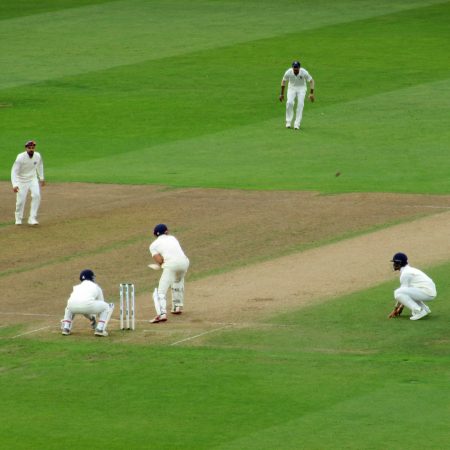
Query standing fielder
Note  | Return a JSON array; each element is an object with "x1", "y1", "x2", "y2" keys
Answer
[
  {"x1": 11, "y1": 140, "x2": 45, "y2": 225},
  {"x1": 388, "y1": 253, "x2": 437, "y2": 321},
  {"x1": 61, "y1": 269, "x2": 115, "y2": 336},
  {"x1": 279, "y1": 60, "x2": 315, "y2": 130},
  {"x1": 149, "y1": 224, "x2": 190, "y2": 323}
]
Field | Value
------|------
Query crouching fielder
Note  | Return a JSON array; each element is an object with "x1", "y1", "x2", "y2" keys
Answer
[
  {"x1": 61, "y1": 269, "x2": 114, "y2": 337},
  {"x1": 149, "y1": 224, "x2": 190, "y2": 323},
  {"x1": 388, "y1": 253, "x2": 437, "y2": 321}
]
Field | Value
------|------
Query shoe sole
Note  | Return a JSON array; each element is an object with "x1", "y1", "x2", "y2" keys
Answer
[{"x1": 410, "y1": 311, "x2": 428, "y2": 321}]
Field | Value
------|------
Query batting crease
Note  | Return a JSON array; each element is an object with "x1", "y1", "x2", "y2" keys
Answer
[
  {"x1": 170, "y1": 324, "x2": 233, "y2": 346},
  {"x1": 11, "y1": 326, "x2": 51, "y2": 339}
]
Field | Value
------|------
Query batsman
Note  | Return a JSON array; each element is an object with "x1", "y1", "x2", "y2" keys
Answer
[{"x1": 148, "y1": 224, "x2": 190, "y2": 323}]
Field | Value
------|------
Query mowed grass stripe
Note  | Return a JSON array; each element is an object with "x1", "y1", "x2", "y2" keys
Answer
[
  {"x1": 0, "y1": 0, "x2": 447, "y2": 90},
  {"x1": 1, "y1": 2, "x2": 449, "y2": 193},
  {"x1": 46, "y1": 78, "x2": 450, "y2": 193}
]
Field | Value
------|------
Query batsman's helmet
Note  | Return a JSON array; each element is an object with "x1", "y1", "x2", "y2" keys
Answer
[
  {"x1": 391, "y1": 252, "x2": 408, "y2": 268},
  {"x1": 292, "y1": 60, "x2": 301, "y2": 68},
  {"x1": 153, "y1": 223, "x2": 168, "y2": 236},
  {"x1": 80, "y1": 269, "x2": 95, "y2": 282}
]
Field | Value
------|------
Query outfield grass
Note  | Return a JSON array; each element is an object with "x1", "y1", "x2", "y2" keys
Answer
[
  {"x1": 1, "y1": 262, "x2": 449, "y2": 449},
  {"x1": 1, "y1": 1, "x2": 449, "y2": 449},
  {"x1": 1, "y1": 0, "x2": 449, "y2": 193}
]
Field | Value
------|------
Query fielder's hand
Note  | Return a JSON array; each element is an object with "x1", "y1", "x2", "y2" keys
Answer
[
  {"x1": 279, "y1": 94, "x2": 284, "y2": 102},
  {"x1": 388, "y1": 304, "x2": 404, "y2": 318},
  {"x1": 309, "y1": 94, "x2": 315, "y2": 103}
]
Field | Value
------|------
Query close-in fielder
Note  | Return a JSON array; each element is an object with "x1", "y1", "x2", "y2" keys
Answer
[
  {"x1": 388, "y1": 253, "x2": 437, "y2": 321},
  {"x1": 11, "y1": 140, "x2": 45, "y2": 225},
  {"x1": 61, "y1": 269, "x2": 114, "y2": 336},
  {"x1": 149, "y1": 224, "x2": 190, "y2": 323},
  {"x1": 279, "y1": 60, "x2": 315, "y2": 130}
]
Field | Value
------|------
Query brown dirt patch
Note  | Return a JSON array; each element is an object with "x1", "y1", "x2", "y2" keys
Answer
[{"x1": 0, "y1": 182, "x2": 449, "y2": 343}]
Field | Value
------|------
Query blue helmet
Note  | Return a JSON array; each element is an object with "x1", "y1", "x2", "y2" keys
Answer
[
  {"x1": 153, "y1": 223, "x2": 168, "y2": 237},
  {"x1": 292, "y1": 60, "x2": 301, "y2": 68},
  {"x1": 80, "y1": 269, "x2": 95, "y2": 282},
  {"x1": 391, "y1": 253, "x2": 408, "y2": 269}
]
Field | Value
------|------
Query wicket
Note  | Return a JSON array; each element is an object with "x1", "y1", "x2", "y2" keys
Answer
[{"x1": 119, "y1": 283, "x2": 135, "y2": 330}]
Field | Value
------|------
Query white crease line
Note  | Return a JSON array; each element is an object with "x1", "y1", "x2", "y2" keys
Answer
[
  {"x1": 170, "y1": 324, "x2": 233, "y2": 346},
  {"x1": 11, "y1": 326, "x2": 51, "y2": 339}
]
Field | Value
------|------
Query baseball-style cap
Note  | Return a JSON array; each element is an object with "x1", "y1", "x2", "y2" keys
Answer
[
  {"x1": 153, "y1": 223, "x2": 168, "y2": 236},
  {"x1": 25, "y1": 140, "x2": 36, "y2": 148},
  {"x1": 292, "y1": 60, "x2": 301, "y2": 68}
]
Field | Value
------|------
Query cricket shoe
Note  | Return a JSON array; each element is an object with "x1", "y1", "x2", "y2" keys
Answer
[
  {"x1": 15, "y1": 219, "x2": 22, "y2": 225},
  {"x1": 95, "y1": 329, "x2": 109, "y2": 337},
  {"x1": 420, "y1": 303, "x2": 431, "y2": 314},
  {"x1": 171, "y1": 305, "x2": 183, "y2": 315},
  {"x1": 150, "y1": 314, "x2": 167, "y2": 323},
  {"x1": 410, "y1": 309, "x2": 428, "y2": 321},
  {"x1": 28, "y1": 218, "x2": 39, "y2": 225},
  {"x1": 90, "y1": 317, "x2": 97, "y2": 330},
  {"x1": 62, "y1": 328, "x2": 71, "y2": 336}
]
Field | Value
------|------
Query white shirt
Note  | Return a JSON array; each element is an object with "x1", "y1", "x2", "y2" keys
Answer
[
  {"x1": 68, "y1": 280, "x2": 105, "y2": 303},
  {"x1": 399, "y1": 265, "x2": 436, "y2": 296},
  {"x1": 282, "y1": 68, "x2": 312, "y2": 90},
  {"x1": 150, "y1": 234, "x2": 187, "y2": 264},
  {"x1": 11, "y1": 151, "x2": 44, "y2": 186}
]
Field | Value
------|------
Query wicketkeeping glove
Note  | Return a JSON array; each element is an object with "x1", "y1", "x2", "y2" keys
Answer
[{"x1": 388, "y1": 304, "x2": 404, "y2": 318}]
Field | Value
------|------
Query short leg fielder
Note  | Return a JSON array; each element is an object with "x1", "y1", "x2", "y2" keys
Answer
[{"x1": 394, "y1": 287, "x2": 434, "y2": 320}]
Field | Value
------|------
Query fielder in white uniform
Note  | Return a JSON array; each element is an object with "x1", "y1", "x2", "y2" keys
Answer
[
  {"x1": 149, "y1": 224, "x2": 190, "y2": 323},
  {"x1": 389, "y1": 253, "x2": 437, "y2": 321},
  {"x1": 279, "y1": 60, "x2": 315, "y2": 130},
  {"x1": 61, "y1": 269, "x2": 115, "y2": 337},
  {"x1": 11, "y1": 140, "x2": 45, "y2": 225}
]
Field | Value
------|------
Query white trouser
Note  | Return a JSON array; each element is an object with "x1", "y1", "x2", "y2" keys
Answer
[
  {"x1": 156, "y1": 257, "x2": 190, "y2": 315},
  {"x1": 286, "y1": 88, "x2": 306, "y2": 128},
  {"x1": 394, "y1": 287, "x2": 435, "y2": 314},
  {"x1": 63, "y1": 300, "x2": 113, "y2": 331},
  {"x1": 15, "y1": 178, "x2": 41, "y2": 222}
]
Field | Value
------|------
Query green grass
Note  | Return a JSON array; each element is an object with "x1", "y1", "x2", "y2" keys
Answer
[
  {"x1": 1, "y1": 261, "x2": 449, "y2": 449},
  {"x1": 1, "y1": 0, "x2": 449, "y2": 193},
  {"x1": 1, "y1": 1, "x2": 450, "y2": 449}
]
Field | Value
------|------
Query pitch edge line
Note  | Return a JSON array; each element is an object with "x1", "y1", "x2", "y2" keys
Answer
[
  {"x1": 170, "y1": 324, "x2": 233, "y2": 346},
  {"x1": 11, "y1": 326, "x2": 51, "y2": 339}
]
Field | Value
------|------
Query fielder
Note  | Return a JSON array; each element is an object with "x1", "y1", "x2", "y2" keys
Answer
[
  {"x1": 11, "y1": 140, "x2": 45, "y2": 225},
  {"x1": 149, "y1": 224, "x2": 190, "y2": 323},
  {"x1": 279, "y1": 60, "x2": 315, "y2": 130},
  {"x1": 388, "y1": 253, "x2": 437, "y2": 321},
  {"x1": 61, "y1": 269, "x2": 114, "y2": 336}
]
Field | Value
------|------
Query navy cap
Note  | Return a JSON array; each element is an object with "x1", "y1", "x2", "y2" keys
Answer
[
  {"x1": 391, "y1": 252, "x2": 408, "y2": 266},
  {"x1": 292, "y1": 60, "x2": 301, "y2": 68},
  {"x1": 153, "y1": 224, "x2": 168, "y2": 236}
]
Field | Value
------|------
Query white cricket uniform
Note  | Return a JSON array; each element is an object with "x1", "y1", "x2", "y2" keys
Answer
[
  {"x1": 67, "y1": 280, "x2": 110, "y2": 314},
  {"x1": 62, "y1": 280, "x2": 113, "y2": 333},
  {"x1": 150, "y1": 234, "x2": 190, "y2": 315},
  {"x1": 11, "y1": 151, "x2": 44, "y2": 223},
  {"x1": 282, "y1": 68, "x2": 313, "y2": 129},
  {"x1": 394, "y1": 265, "x2": 437, "y2": 314}
]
